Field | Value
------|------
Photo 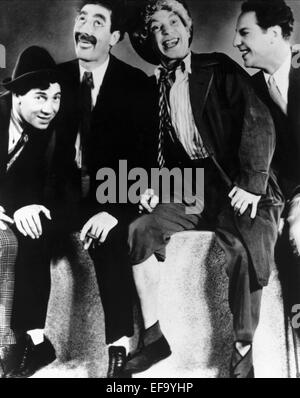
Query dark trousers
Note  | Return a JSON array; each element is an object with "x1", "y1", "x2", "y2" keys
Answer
[
  {"x1": 11, "y1": 209, "x2": 136, "y2": 345},
  {"x1": 11, "y1": 222, "x2": 52, "y2": 333},
  {"x1": 128, "y1": 159, "x2": 266, "y2": 343},
  {"x1": 276, "y1": 221, "x2": 300, "y2": 329}
]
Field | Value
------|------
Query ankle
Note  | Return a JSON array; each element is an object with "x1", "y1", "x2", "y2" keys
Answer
[{"x1": 143, "y1": 321, "x2": 163, "y2": 346}]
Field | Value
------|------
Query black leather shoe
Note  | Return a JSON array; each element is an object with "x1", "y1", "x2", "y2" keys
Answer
[
  {"x1": 230, "y1": 344, "x2": 254, "y2": 378},
  {"x1": 5, "y1": 335, "x2": 56, "y2": 378},
  {"x1": 0, "y1": 343, "x2": 25, "y2": 378},
  {"x1": 125, "y1": 335, "x2": 171, "y2": 374},
  {"x1": 107, "y1": 346, "x2": 131, "y2": 378}
]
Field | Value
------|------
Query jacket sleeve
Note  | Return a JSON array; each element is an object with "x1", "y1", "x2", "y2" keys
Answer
[{"x1": 221, "y1": 54, "x2": 276, "y2": 195}]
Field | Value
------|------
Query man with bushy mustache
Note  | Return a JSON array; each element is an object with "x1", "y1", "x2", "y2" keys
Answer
[{"x1": 52, "y1": 0, "x2": 150, "y2": 378}]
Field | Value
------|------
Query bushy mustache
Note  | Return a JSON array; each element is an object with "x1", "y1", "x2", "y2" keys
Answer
[{"x1": 75, "y1": 32, "x2": 97, "y2": 46}]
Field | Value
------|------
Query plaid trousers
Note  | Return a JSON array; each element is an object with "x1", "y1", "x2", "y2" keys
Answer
[{"x1": 0, "y1": 226, "x2": 18, "y2": 345}]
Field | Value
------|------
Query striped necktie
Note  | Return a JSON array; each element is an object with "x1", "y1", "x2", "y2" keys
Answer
[
  {"x1": 7, "y1": 129, "x2": 29, "y2": 171},
  {"x1": 157, "y1": 67, "x2": 176, "y2": 169},
  {"x1": 267, "y1": 75, "x2": 287, "y2": 115}
]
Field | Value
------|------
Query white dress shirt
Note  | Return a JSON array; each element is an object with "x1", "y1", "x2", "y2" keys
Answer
[
  {"x1": 264, "y1": 50, "x2": 292, "y2": 104},
  {"x1": 155, "y1": 52, "x2": 209, "y2": 160}
]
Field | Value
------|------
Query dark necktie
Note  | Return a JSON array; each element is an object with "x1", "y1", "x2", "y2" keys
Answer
[
  {"x1": 7, "y1": 130, "x2": 29, "y2": 171},
  {"x1": 80, "y1": 71, "x2": 94, "y2": 198},
  {"x1": 158, "y1": 67, "x2": 176, "y2": 169},
  {"x1": 80, "y1": 71, "x2": 94, "y2": 167}
]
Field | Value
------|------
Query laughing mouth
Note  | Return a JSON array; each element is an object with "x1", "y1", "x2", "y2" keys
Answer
[
  {"x1": 240, "y1": 48, "x2": 250, "y2": 58},
  {"x1": 37, "y1": 116, "x2": 52, "y2": 123},
  {"x1": 163, "y1": 38, "x2": 180, "y2": 50}
]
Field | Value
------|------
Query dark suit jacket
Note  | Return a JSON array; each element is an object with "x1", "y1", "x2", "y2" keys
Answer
[
  {"x1": 252, "y1": 60, "x2": 300, "y2": 200},
  {"x1": 146, "y1": 52, "x2": 284, "y2": 286},
  {"x1": 147, "y1": 52, "x2": 281, "y2": 197},
  {"x1": 0, "y1": 92, "x2": 53, "y2": 217},
  {"x1": 53, "y1": 55, "x2": 151, "y2": 224}
]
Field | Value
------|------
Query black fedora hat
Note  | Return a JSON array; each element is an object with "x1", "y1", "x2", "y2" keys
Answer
[
  {"x1": 2, "y1": 46, "x2": 59, "y2": 91},
  {"x1": 127, "y1": 0, "x2": 193, "y2": 65}
]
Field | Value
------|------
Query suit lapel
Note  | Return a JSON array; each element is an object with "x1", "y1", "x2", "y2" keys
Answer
[
  {"x1": 189, "y1": 53, "x2": 215, "y2": 155},
  {"x1": 0, "y1": 93, "x2": 12, "y2": 177},
  {"x1": 189, "y1": 55, "x2": 214, "y2": 121},
  {"x1": 254, "y1": 71, "x2": 272, "y2": 106},
  {"x1": 288, "y1": 63, "x2": 300, "y2": 120},
  {"x1": 93, "y1": 55, "x2": 117, "y2": 114}
]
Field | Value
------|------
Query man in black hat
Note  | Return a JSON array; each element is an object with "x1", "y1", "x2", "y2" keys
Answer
[
  {"x1": 125, "y1": 0, "x2": 284, "y2": 377},
  {"x1": 52, "y1": 0, "x2": 150, "y2": 378},
  {"x1": 0, "y1": 46, "x2": 61, "y2": 378}
]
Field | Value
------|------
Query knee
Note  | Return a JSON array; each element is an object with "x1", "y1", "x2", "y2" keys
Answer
[
  {"x1": 218, "y1": 234, "x2": 248, "y2": 278},
  {"x1": 128, "y1": 215, "x2": 155, "y2": 248},
  {"x1": 0, "y1": 227, "x2": 18, "y2": 258}
]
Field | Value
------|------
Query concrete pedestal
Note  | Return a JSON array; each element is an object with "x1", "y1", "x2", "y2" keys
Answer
[{"x1": 31, "y1": 231, "x2": 297, "y2": 378}]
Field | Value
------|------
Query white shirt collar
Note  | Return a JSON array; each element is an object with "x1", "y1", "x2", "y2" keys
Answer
[
  {"x1": 154, "y1": 52, "x2": 192, "y2": 82},
  {"x1": 79, "y1": 56, "x2": 110, "y2": 107},
  {"x1": 264, "y1": 50, "x2": 292, "y2": 103}
]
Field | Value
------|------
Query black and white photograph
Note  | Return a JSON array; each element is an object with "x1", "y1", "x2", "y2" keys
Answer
[{"x1": 0, "y1": 0, "x2": 300, "y2": 380}]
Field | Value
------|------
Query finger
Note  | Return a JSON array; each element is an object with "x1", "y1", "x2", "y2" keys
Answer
[
  {"x1": 138, "y1": 204, "x2": 144, "y2": 214},
  {"x1": 40, "y1": 206, "x2": 52, "y2": 220},
  {"x1": 0, "y1": 220, "x2": 7, "y2": 230},
  {"x1": 32, "y1": 213, "x2": 42, "y2": 237},
  {"x1": 22, "y1": 218, "x2": 37, "y2": 239},
  {"x1": 146, "y1": 188, "x2": 154, "y2": 198},
  {"x1": 99, "y1": 226, "x2": 111, "y2": 243},
  {"x1": 80, "y1": 221, "x2": 92, "y2": 241},
  {"x1": 239, "y1": 201, "x2": 249, "y2": 216},
  {"x1": 150, "y1": 195, "x2": 159, "y2": 209},
  {"x1": 231, "y1": 195, "x2": 241, "y2": 208},
  {"x1": 84, "y1": 238, "x2": 93, "y2": 250},
  {"x1": 91, "y1": 222, "x2": 98, "y2": 235},
  {"x1": 140, "y1": 197, "x2": 153, "y2": 213},
  {"x1": 0, "y1": 206, "x2": 5, "y2": 213},
  {"x1": 27, "y1": 215, "x2": 40, "y2": 239},
  {"x1": 15, "y1": 218, "x2": 28, "y2": 237},
  {"x1": 228, "y1": 187, "x2": 237, "y2": 198},
  {"x1": 250, "y1": 201, "x2": 258, "y2": 219},
  {"x1": 0, "y1": 213, "x2": 14, "y2": 224}
]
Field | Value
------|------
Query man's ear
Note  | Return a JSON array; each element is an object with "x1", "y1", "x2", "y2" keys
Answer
[
  {"x1": 109, "y1": 30, "x2": 121, "y2": 47},
  {"x1": 268, "y1": 25, "x2": 282, "y2": 41},
  {"x1": 15, "y1": 94, "x2": 22, "y2": 105}
]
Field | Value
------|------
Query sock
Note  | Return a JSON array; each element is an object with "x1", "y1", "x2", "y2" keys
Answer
[
  {"x1": 27, "y1": 329, "x2": 44, "y2": 345},
  {"x1": 143, "y1": 321, "x2": 162, "y2": 346},
  {"x1": 108, "y1": 337, "x2": 129, "y2": 353}
]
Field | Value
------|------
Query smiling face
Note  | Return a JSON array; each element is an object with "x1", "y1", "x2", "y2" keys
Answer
[
  {"x1": 74, "y1": 3, "x2": 120, "y2": 67},
  {"x1": 149, "y1": 9, "x2": 191, "y2": 67},
  {"x1": 233, "y1": 11, "x2": 274, "y2": 70},
  {"x1": 17, "y1": 83, "x2": 61, "y2": 130}
]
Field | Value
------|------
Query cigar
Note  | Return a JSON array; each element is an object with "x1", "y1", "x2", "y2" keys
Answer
[{"x1": 86, "y1": 232, "x2": 98, "y2": 240}]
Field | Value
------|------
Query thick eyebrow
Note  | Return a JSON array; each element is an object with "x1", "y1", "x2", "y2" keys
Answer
[
  {"x1": 79, "y1": 10, "x2": 106, "y2": 22},
  {"x1": 34, "y1": 91, "x2": 48, "y2": 95},
  {"x1": 93, "y1": 13, "x2": 106, "y2": 22}
]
